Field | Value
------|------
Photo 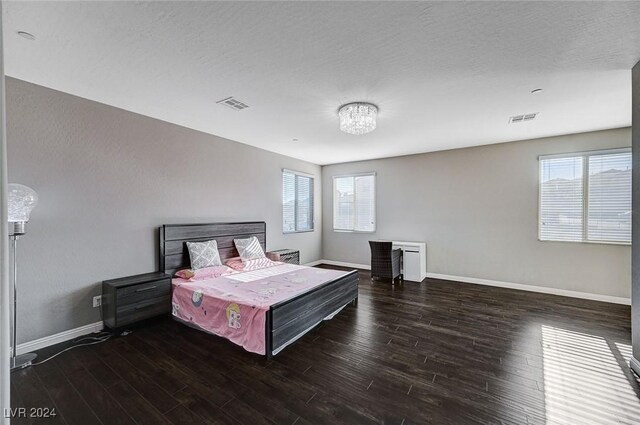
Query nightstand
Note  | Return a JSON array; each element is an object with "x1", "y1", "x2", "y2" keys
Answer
[
  {"x1": 267, "y1": 249, "x2": 300, "y2": 265},
  {"x1": 102, "y1": 271, "x2": 171, "y2": 330}
]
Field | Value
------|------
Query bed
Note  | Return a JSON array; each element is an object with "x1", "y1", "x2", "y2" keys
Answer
[{"x1": 159, "y1": 221, "x2": 358, "y2": 359}]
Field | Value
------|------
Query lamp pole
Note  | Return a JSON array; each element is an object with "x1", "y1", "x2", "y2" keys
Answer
[
  {"x1": 11, "y1": 234, "x2": 16, "y2": 368},
  {"x1": 10, "y1": 221, "x2": 36, "y2": 370}
]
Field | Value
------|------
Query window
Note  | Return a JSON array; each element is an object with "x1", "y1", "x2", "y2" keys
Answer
[
  {"x1": 282, "y1": 169, "x2": 314, "y2": 233},
  {"x1": 539, "y1": 148, "x2": 631, "y2": 244},
  {"x1": 333, "y1": 173, "x2": 376, "y2": 232}
]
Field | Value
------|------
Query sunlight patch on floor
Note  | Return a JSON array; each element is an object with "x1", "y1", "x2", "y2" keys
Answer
[{"x1": 541, "y1": 326, "x2": 640, "y2": 425}]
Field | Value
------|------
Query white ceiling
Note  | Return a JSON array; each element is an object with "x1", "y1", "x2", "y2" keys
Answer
[{"x1": 4, "y1": 1, "x2": 640, "y2": 165}]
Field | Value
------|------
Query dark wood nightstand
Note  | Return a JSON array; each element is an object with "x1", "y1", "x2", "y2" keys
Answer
[
  {"x1": 267, "y1": 249, "x2": 300, "y2": 265},
  {"x1": 102, "y1": 271, "x2": 171, "y2": 330}
]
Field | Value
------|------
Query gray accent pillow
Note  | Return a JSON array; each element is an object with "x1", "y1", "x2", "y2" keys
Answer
[
  {"x1": 186, "y1": 240, "x2": 222, "y2": 270},
  {"x1": 234, "y1": 236, "x2": 266, "y2": 261}
]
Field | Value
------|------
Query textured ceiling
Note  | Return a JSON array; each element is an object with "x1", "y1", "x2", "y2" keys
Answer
[{"x1": 4, "y1": 1, "x2": 640, "y2": 165}]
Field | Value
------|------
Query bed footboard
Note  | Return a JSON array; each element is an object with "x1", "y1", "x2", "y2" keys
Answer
[{"x1": 265, "y1": 270, "x2": 358, "y2": 358}]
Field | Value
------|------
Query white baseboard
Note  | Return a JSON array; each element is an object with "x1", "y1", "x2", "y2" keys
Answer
[
  {"x1": 318, "y1": 259, "x2": 630, "y2": 305},
  {"x1": 14, "y1": 321, "x2": 104, "y2": 356},
  {"x1": 303, "y1": 260, "x2": 325, "y2": 267},
  {"x1": 426, "y1": 272, "x2": 631, "y2": 305},
  {"x1": 318, "y1": 259, "x2": 371, "y2": 270}
]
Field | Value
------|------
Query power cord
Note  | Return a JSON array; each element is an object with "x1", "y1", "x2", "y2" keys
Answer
[
  {"x1": 29, "y1": 334, "x2": 112, "y2": 366},
  {"x1": 23, "y1": 329, "x2": 131, "y2": 368}
]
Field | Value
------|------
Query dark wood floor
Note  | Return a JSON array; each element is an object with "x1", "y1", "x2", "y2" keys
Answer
[{"x1": 11, "y1": 265, "x2": 640, "y2": 425}]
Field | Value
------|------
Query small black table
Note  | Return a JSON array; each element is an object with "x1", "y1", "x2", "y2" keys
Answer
[{"x1": 102, "y1": 271, "x2": 171, "y2": 330}]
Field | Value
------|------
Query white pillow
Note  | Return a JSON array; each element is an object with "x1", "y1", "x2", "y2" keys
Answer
[
  {"x1": 186, "y1": 240, "x2": 222, "y2": 270},
  {"x1": 234, "y1": 236, "x2": 266, "y2": 261}
]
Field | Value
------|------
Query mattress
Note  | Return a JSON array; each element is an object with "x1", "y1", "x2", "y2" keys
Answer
[{"x1": 171, "y1": 263, "x2": 350, "y2": 354}]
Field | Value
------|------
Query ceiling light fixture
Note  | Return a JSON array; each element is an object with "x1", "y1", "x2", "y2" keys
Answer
[
  {"x1": 338, "y1": 102, "x2": 378, "y2": 135},
  {"x1": 17, "y1": 31, "x2": 35, "y2": 41}
]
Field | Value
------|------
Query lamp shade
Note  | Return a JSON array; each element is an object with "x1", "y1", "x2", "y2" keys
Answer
[{"x1": 8, "y1": 184, "x2": 38, "y2": 223}]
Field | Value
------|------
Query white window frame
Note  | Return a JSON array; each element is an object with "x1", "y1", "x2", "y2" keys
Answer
[
  {"x1": 332, "y1": 172, "x2": 377, "y2": 233},
  {"x1": 282, "y1": 169, "x2": 315, "y2": 234},
  {"x1": 538, "y1": 147, "x2": 631, "y2": 245}
]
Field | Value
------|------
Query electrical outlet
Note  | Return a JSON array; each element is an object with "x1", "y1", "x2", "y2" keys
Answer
[{"x1": 93, "y1": 295, "x2": 102, "y2": 308}]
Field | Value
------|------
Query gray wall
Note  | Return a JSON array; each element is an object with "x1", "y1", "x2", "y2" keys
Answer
[
  {"x1": 322, "y1": 128, "x2": 632, "y2": 299},
  {"x1": 6, "y1": 78, "x2": 322, "y2": 343}
]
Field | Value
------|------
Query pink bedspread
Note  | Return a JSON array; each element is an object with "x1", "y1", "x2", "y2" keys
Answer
[{"x1": 171, "y1": 263, "x2": 350, "y2": 354}]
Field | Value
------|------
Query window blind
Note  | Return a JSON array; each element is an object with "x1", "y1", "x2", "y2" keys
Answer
[
  {"x1": 282, "y1": 170, "x2": 314, "y2": 233},
  {"x1": 587, "y1": 152, "x2": 631, "y2": 242},
  {"x1": 539, "y1": 156, "x2": 584, "y2": 242},
  {"x1": 333, "y1": 174, "x2": 376, "y2": 232},
  {"x1": 539, "y1": 149, "x2": 631, "y2": 244}
]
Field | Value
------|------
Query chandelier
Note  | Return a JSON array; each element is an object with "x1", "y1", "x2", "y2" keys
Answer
[{"x1": 338, "y1": 102, "x2": 378, "y2": 135}]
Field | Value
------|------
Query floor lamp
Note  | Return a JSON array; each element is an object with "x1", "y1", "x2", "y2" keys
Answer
[{"x1": 8, "y1": 184, "x2": 37, "y2": 370}]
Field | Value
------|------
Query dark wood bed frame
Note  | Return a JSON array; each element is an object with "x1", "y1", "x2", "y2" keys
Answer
[{"x1": 159, "y1": 221, "x2": 358, "y2": 359}]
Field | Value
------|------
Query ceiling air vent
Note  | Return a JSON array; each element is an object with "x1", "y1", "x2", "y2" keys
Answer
[
  {"x1": 509, "y1": 112, "x2": 537, "y2": 124},
  {"x1": 216, "y1": 97, "x2": 249, "y2": 111}
]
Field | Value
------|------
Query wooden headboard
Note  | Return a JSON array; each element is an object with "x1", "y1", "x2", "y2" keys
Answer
[{"x1": 159, "y1": 222, "x2": 266, "y2": 276}]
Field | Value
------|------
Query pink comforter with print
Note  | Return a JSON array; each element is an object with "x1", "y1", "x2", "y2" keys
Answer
[{"x1": 171, "y1": 263, "x2": 350, "y2": 355}]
